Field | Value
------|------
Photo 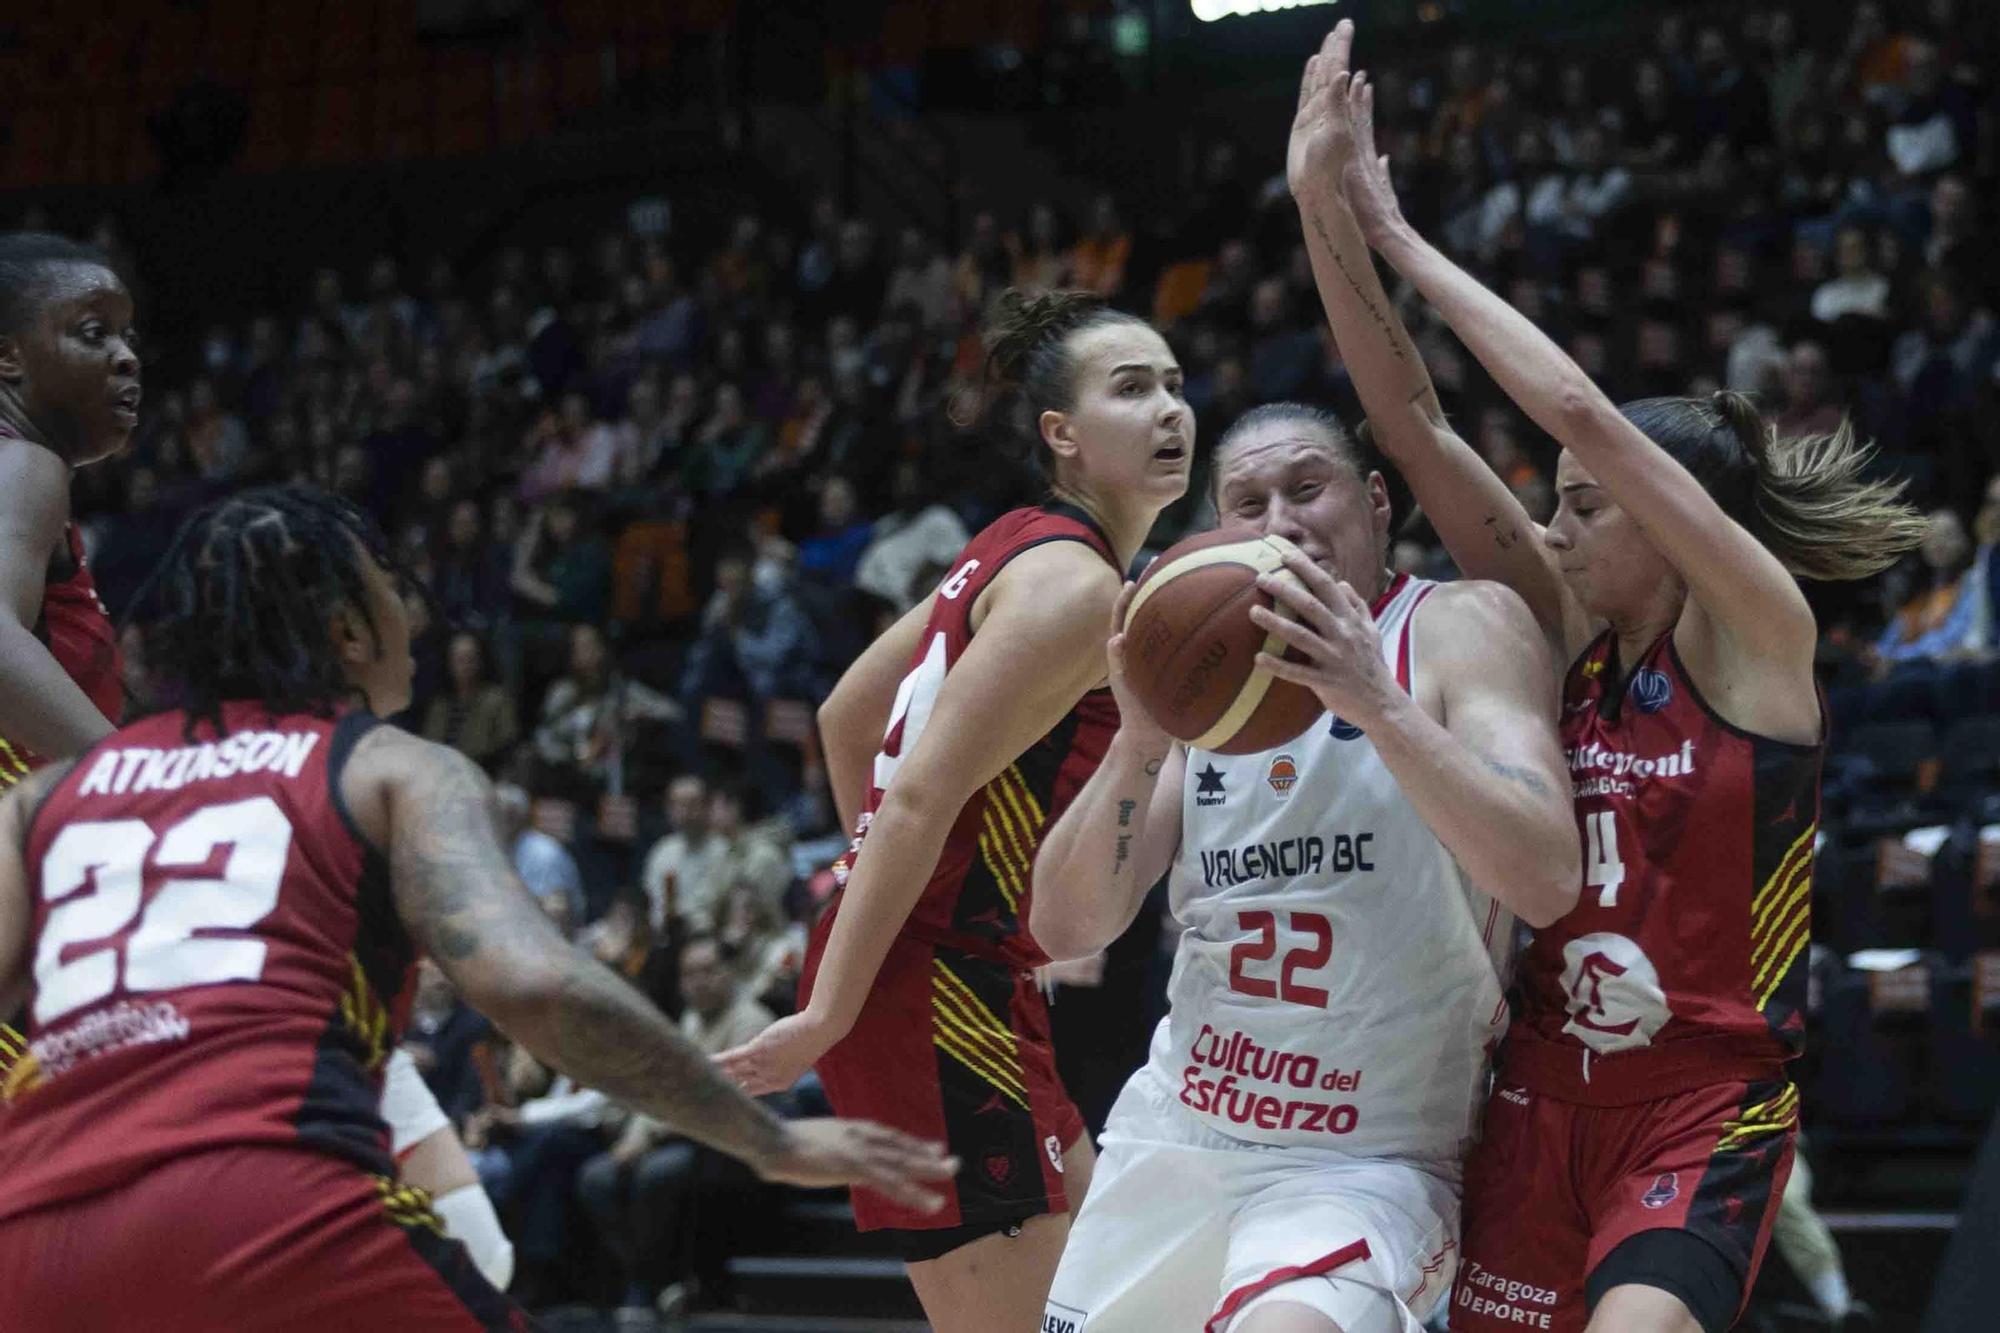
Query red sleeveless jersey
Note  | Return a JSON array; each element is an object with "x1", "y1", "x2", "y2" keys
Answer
[
  {"x1": 0, "y1": 424, "x2": 124, "y2": 783},
  {"x1": 820, "y1": 502, "x2": 1121, "y2": 971},
  {"x1": 0, "y1": 705, "x2": 414, "y2": 1222},
  {"x1": 1501, "y1": 631, "x2": 1820, "y2": 1105}
]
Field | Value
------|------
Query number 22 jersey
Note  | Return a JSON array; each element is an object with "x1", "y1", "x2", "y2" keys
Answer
[
  {"x1": 0, "y1": 705, "x2": 415, "y2": 1223},
  {"x1": 1502, "y1": 630, "x2": 1821, "y2": 1105}
]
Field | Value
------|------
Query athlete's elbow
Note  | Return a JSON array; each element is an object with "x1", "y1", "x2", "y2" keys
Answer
[
  {"x1": 1513, "y1": 847, "x2": 1581, "y2": 929},
  {"x1": 1028, "y1": 893, "x2": 1103, "y2": 963}
]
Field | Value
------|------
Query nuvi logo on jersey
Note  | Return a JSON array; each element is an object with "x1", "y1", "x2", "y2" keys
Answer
[
  {"x1": 1266, "y1": 754, "x2": 1298, "y2": 797},
  {"x1": 1628, "y1": 667, "x2": 1673, "y2": 713}
]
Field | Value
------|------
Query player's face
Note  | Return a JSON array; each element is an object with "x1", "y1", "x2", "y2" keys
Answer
[
  {"x1": 1214, "y1": 424, "x2": 1393, "y2": 601},
  {"x1": 1543, "y1": 452, "x2": 1679, "y2": 618},
  {"x1": 0, "y1": 263, "x2": 141, "y2": 466},
  {"x1": 338, "y1": 547, "x2": 415, "y2": 717},
  {"x1": 1043, "y1": 322, "x2": 1192, "y2": 505}
]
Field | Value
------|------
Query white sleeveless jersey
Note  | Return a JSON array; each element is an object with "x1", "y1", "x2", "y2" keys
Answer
[{"x1": 1147, "y1": 574, "x2": 1514, "y2": 1168}]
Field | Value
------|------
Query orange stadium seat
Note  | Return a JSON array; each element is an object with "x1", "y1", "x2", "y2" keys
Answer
[
  {"x1": 372, "y1": 72, "x2": 429, "y2": 161},
  {"x1": 307, "y1": 81, "x2": 365, "y2": 164},
  {"x1": 138, "y1": 8, "x2": 204, "y2": 92},
  {"x1": 254, "y1": 1, "x2": 319, "y2": 84},
  {"x1": 432, "y1": 53, "x2": 494, "y2": 158},
  {"x1": 198, "y1": 0, "x2": 263, "y2": 87}
]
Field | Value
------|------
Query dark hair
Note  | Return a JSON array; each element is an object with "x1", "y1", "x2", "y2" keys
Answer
[
  {"x1": 1620, "y1": 391, "x2": 1926, "y2": 580},
  {"x1": 124, "y1": 484, "x2": 413, "y2": 737},
  {"x1": 967, "y1": 288, "x2": 1147, "y2": 481},
  {"x1": 0, "y1": 231, "x2": 115, "y2": 336}
]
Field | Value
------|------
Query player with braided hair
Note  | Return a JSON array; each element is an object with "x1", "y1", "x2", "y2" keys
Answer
[
  {"x1": 719, "y1": 289, "x2": 1192, "y2": 1329},
  {"x1": 0, "y1": 484, "x2": 953, "y2": 1330}
]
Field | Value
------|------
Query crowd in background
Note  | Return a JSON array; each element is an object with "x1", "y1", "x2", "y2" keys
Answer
[{"x1": 15, "y1": 0, "x2": 1999, "y2": 1316}]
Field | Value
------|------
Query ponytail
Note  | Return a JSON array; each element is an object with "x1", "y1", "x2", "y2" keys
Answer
[
  {"x1": 1620, "y1": 391, "x2": 1926, "y2": 582},
  {"x1": 958, "y1": 288, "x2": 1142, "y2": 480}
]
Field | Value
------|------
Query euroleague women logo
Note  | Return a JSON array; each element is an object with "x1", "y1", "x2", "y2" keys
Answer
[
  {"x1": 1266, "y1": 754, "x2": 1298, "y2": 798},
  {"x1": 1628, "y1": 668, "x2": 1673, "y2": 714}
]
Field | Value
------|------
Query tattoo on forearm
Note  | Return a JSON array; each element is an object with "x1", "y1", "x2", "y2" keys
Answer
[
  {"x1": 397, "y1": 748, "x2": 784, "y2": 1166},
  {"x1": 1143, "y1": 758, "x2": 1163, "y2": 776},
  {"x1": 1114, "y1": 833, "x2": 1131, "y2": 872},
  {"x1": 1117, "y1": 799, "x2": 1136, "y2": 827},
  {"x1": 1483, "y1": 513, "x2": 1521, "y2": 551},
  {"x1": 544, "y1": 962, "x2": 786, "y2": 1164},
  {"x1": 1318, "y1": 224, "x2": 1408, "y2": 367},
  {"x1": 1482, "y1": 756, "x2": 1553, "y2": 798}
]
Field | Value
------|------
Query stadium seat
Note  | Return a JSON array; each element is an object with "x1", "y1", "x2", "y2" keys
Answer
[
  {"x1": 1930, "y1": 961, "x2": 2000, "y2": 1126},
  {"x1": 1816, "y1": 963, "x2": 1928, "y2": 1128},
  {"x1": 1934, "y1": 715, "x2": 2000, "y2": 816},
  {"x1": 1835, "y1": 720, "x2": 1938, "y2": 838}
]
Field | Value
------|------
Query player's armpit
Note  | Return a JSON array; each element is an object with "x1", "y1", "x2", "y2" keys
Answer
[
  {"x1": 0, "y1": 765, "x2": 65, "y2": 1024},
  {"x1": 819, "y1": 591, "x2": 935, "y2": 833}
]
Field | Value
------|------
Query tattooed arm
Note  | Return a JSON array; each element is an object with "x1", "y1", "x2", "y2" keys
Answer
[
  {"x1": 1287, "y1": 21, "x2": 1585, "y2": 657},
  {"x1": 344, "y1": 728, "x2": 952, "y2": 1207}
]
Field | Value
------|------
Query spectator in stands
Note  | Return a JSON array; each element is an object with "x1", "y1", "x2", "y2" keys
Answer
[
  {"x1": 707, "y1": 777, "x2": 793, "y2": 918},
  {"x1": 883, "y1": 227, "x2": 954, "y2": 332},
  {"x1": 1869, "y1": 509, "x2": 1983, "y2": 679},
  {"x1": 422, "y1": 629, "x2": 518, "y2": 772},
  {"x1": 466, "y1": 1041, "x2": 616, "y2": 1308},
  {"x1": 1524, "y1": 123, "x2": 1632, "y2": 248},
  {"x1": 1009, "y1": 203, "x2": 1069, "y2": 294},
  {"x1": 717, "y1": 880, "x2": 809, "y2": 1018},
  {"x1": 403, "y1": 959, "x2": 498, "y2": 1128},
  {"x1": 184, "y1": 376, "x2": 251, "y2": 481},
  {"x1": 681, "y1": 382, "x2": 766, "y2": 500},
  {"x1": 1244, "y1": 277, "x2": 1321, "y2": 402},
  {"x1": 576, "y1": 934, "x2": 778, "y2": 1324},
  {"x1": 433, "y1": 498, "x2": 511, "y2": 632},
  {"x1": 494, "y1": 781, "x2": 585, "y2": 926},
  {"x1": 531, "y1": 622, "x2": 681, "y2": 796},
  {"x1": 679, "y1": 543, "x2": 816, "y2": 710},
  {"x1": 1775, "y1": 341, "x2": 1846, "y2": 438},
  {"x1": 854, "y1": 460, "x2": 972, "y2": 612},
  {"x1": 520, "y1": 389, "x2": 618, "y2": 500},
  {"x1": 642, "y1": 774, "x2": 729, "y2": 933},
  {"x1": 1885, "y1": 38, "x2": 1973, "y2": 188},
  {"x1": 1812, "y1": 226, "x2": 1893, "y2": 324},
  {"x1": 511, "y1": 491, "x2": 612, "y2": 633},
  {"x1": 1069, "y1": 194, "x2": 1132, "y2": 299},
  {"x1": 796, "y1": 475, "x2": 872, "y2": 587}
]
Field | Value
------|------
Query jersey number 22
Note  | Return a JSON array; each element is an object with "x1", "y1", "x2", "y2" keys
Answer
[{"x1": 33, "y1": 797, "x2": 293, "y2": 1025}]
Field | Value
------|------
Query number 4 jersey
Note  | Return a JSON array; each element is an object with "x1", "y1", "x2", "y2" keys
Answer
[
  {"x1": 0, "y1": 705, "x2": 415, "y2": 1223},
  {"x1": 1502, "y1": 630, "x2": 1821, "y2": 1105},
  {"x1": 1153, "y1": 574, "x2": 1514, "y2": 1169}
]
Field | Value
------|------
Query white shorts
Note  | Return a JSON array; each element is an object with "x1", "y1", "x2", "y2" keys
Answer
[
  {"x1": 1047, "y1": 1069, "x2": 1458, "y2": 1333},
  {"x1": 381, "y1": 1046, "x2": 450, "y2": 1159}
]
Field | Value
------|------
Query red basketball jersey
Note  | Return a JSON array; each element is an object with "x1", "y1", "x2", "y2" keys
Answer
[
  {"x1": 0, "y1": 423, "x2": 124, "y2": 784},
  {"x1": 1502, "y1": 631, "x2": 1820, "y2": 1105},
  {"x1": 820, "y1": 502, "x2": 1120, "y2": 971},
  {"x1": 0, "y1": 705, "x2": 414, "y2": 1223}
]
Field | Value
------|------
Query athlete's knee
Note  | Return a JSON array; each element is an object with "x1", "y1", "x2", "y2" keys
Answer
[
  {"x1": 1582, "y1": 1284, "x2": 1704, "y2": 1333},
  {"x1": 1232, "y1": 1298, "x2": 1349, "y2": 1333},
  {"x1": 1586, "y1": 1230, "x2": 1739, "y2": 1333},
  {"x1": 1229, "y1": 1275, "x2": 1405, "y2": 1333}
]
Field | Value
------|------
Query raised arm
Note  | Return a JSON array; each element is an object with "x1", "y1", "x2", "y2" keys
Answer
[
  {"x1": 817, "y1": 592, "x2": 934, "y2": 835},
  {"x1": 350, "y1": 729, "x2": 952, "y2": 1208},
  {"x1": 1255, "y1": 556, "x2": 1578, "y2": 926},
  {"x1": 1031, "y1": 581, "x2": 1186, "y2": 960},
  {"x1": 1338, "y1": 56, "x2": 1816, "y2": 674},
  {"x1": 719, "y1": 544, "x2": 1122, "y2": 1093},
  {"x1": 0, "y1": 444, "x2": 117, "y2": 757},
  {"x1": 1288, "y1": 23, "x2": 1578, "y2": 650}
]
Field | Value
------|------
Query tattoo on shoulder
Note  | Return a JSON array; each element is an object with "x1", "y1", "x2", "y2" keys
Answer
[
  {"x1": 1143, "y1": 758, "x2": 1163, "y2": 776},
  {"x1": 1482, "y1": 755, "x2": 1553, "y2": 798}
]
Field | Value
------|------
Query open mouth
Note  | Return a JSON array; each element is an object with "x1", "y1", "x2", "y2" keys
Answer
[
  {"x1": 111, "y1": 386, "x2": 142, "y2": 421},
  {"x1": 1152, "y1": 443, "x2": 1187, "y2": 463}
]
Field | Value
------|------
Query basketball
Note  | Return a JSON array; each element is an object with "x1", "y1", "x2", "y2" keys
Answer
[{"x1": 1121, "y1": 530, "x2": 1325, "y2": 754}]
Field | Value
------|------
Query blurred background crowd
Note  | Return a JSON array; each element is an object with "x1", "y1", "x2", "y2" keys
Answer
[{"x1": 8, "y1": 0, "x2": 1998, "y2": 1322}]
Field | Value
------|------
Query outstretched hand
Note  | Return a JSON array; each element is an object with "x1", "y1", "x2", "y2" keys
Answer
[
  {"x1": 716, "y1": 1009, "x2": 840, "y2": 1097},
  {"x1": 1286, "y1": 19, "x2": 1409, "y2": 247}
]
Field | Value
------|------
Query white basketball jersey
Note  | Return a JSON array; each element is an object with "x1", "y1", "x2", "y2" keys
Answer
[{"x1": 1148, "y1": 574, "x2": 1513, "y2": 1168}]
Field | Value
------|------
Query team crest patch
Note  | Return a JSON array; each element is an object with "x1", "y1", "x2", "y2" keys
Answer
[
  {"x1": 1266, "y1": 754, "x2": 1298, "y2": 797},
  {"x1": 1045, "y1": 1134, "x2": 1064, "y2": 1173},
  {"x1": 1629, "y1": 668, "x2": 1673, "y2": 713},
  {"x1": 1641, "y1": 1172, "x2": 1680, "y2": 1209},
  {"x1": 984, "y1": 1152, "x2": 1013, "y2": 1185}
]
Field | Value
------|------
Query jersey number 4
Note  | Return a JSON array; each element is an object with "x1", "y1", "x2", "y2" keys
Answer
[
  {"x1": 1227, "y1": 910, "x2": 1334, "y2": 1008},
  {"x1": 33, "y1": 797, "x2": 293, "y2": 1025},
  {"x1": 1584, "y1": 810, "x2": 1626, "y2": 908}
]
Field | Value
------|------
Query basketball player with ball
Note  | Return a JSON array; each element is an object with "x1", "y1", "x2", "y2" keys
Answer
[{"x1": 1033, "y1": 302, "x2": 1578, "y2": 1333}]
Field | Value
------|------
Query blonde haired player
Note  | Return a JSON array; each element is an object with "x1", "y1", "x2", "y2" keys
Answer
[{"x1": 1033, "y1": 395, "x2": 1579, "y2": 1333}]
